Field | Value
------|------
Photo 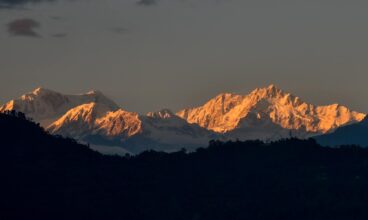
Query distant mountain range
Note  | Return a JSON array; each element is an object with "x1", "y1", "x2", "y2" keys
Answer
[{"x1": 1, "y1": 85, "x2": 365, "y2": 153}]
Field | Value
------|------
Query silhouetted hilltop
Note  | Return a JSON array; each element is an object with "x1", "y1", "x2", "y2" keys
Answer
[
  {"x1": 1, "y1": 111, "x2": 368, "y2": 220},
  {"x1": 0, "y1": 110, "x2": 103, "y2": 161}
]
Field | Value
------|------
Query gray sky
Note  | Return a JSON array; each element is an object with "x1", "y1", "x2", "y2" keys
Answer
[{"x1": 0, "y1": 0, "x2": 367, "y2": 113}]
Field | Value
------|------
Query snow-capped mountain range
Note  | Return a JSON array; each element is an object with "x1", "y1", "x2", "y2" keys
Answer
[{"x1": 1, "y1": 85, "x2": 365, "y2": 154}]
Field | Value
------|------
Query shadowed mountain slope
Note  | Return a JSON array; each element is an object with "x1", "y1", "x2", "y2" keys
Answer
[{"x1": 315, "y1": 116, "x2": 368, "y2": 147}]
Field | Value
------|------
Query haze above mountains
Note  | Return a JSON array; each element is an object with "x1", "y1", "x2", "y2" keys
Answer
[{"x1": 1, "y1": 85, "x2": 366, "y2": 154}]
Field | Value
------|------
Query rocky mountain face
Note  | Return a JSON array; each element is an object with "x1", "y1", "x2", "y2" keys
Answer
[{"x1": 1, "y1": 86, "x2": 365, "y2": 154}]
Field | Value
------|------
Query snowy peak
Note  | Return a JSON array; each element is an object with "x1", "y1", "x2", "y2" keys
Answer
[
  {"x1": 47, "y1": 103, "x2": 142, "y2": 139},
  {"x1": 250, "y1": 84, "x2": 283, "y2": 98},
  {"x1": 55, "y1": 102, "x2": 112, "y2": 125},
  {"x1": 177, "y1": 85, "x2": 366, "y2": 134},
  {"x1": 47, "y1": 102, "x2": 114, "y2": 137},
  {"x1": 1, "y1": 87, "x2": 73, "y2": 126},
  {"x1": 78, "y1": 90, "x2": 120, "y2": 110},
  {"x1": 95, "y1": 109, "x2": 142, "y2": 137},
  {"x1": 247, "y1": 84, "x2": 301, "y2": 106},
  {"x1": 0, "y1": 88, "x2": 119, "y2": 127},
  {"x1": 176, "y1": 93, "x2": 244, "y2": 133}
]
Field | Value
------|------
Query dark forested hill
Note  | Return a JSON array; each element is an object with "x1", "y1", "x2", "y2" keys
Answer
[{"x1": 1, "y1": 111, "x2": 368, "y2": 220}]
